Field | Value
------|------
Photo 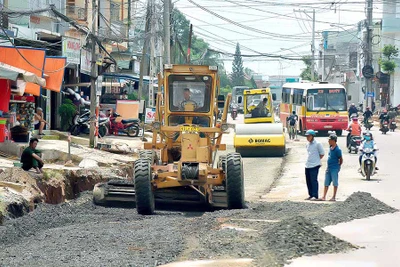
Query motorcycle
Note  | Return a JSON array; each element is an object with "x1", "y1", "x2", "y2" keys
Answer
[
  {"x1": 70, "y1": 111, "x2": 109, "y2": 137},
  {"x1": 380, "y1": 121, "x2": 389, "y2": 134},
  {"x1": 364, "y1": 118, "x2": 373, "y2": 130},
  {"x1": 109, "y1": 112, "x2": 140, "y2": 137},
  {"x1": 231, "y1": 104, "x2": 238, "y2": 120},
  {"x1": 389, "y1": 119, "x2": 397, "y2": 132},
  {"x1": 360, "y1": 147, "x2": 377, "y2": 180},
  {"x1": 348, "y1": 135, "x2": 362, "y2": 154}
]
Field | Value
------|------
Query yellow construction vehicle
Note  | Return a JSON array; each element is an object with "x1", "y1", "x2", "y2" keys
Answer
[
  {"x1": 93, "y1": 65, "x2": 244, "y2": 214},
  {"x1": 234, "y1": 88, "x2": 286, "y2": 157}
]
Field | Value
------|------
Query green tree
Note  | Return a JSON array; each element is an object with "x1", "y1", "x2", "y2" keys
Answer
[
  {"x1": 171, "y1": 9, "x2": 222, "y2": 67},
  {"x1": 380, "y1": 44, "x2": 399, "y2": 74},
  {"x1": 300, "y1": 56, "x2": 317, "y2": 81},
  {"x1": 58, "y1": 99, "x2": 77, "y2": 131},
  {"x1": 231, "y1": 43, "x2": 245, "y2": 86}
]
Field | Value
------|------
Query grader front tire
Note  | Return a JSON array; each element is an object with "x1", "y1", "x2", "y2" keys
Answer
[
  {"x1": 226, "y1": 152, "x2": 245, "y2": 209},
  {"x1": 134, "y1": 159, "x2": 155, "y2": 215}
]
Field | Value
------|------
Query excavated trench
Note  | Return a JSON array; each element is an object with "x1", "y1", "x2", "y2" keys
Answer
[{"x1": 0, "y1": 165, "x2": 134, "y2": 223}]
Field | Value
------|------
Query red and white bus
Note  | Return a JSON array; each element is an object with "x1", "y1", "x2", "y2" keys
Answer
[{"x1": 280, "y1": 82, "x2": 349, "y2": 136}]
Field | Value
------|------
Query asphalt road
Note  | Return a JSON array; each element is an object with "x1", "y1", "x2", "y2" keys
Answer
[{"x1": 222, "y1": 114, "x2": 285, "y2": 202}]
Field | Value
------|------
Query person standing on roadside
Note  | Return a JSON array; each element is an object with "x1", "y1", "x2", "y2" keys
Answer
[
  {"x1": 321, "y1": 134, "x2": 343, "y2": 201},
  {"x1": 304, "y1": 130, "x2": 325, "y2": 201}
]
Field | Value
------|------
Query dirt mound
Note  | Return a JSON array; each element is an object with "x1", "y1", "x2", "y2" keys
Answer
[
  {"x1": 0, "y1": 168, "x2": 44, "y2": 199},
  {"x1": 262, "y1": 216, "x2": 356, "y2": 265},
  {"x1": 311, "y1": 191, "x2": 398, "y2": 226}
]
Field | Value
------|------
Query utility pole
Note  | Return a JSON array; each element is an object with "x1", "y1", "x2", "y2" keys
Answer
[
  {"x1": 187, "y1": 24, "x2": 193, "y2": 64},
  {"x1": 294, "y1": 9, "x2": 316, "y2": 81},
  {"x1": 311, "y1": 9, "x2": 315, "y2": 81},
  {"x1": 89, "y1": 0, "x2": 98, "y2": 148},
  {"x1": 163, "y1": 0, "x2": 171, "y2": 64},
  {"x1": 138, "y1": 0, "x2": 151, "y2": 104},
  {"x1": 365, "y1": 0, "x2": 373, "y2": 109},
  {"x1": 149, "y1": 0, "x2": 155, "y2": 107}
]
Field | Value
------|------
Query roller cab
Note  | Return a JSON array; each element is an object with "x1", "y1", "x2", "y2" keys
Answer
[{"x1": 234, "y1": 88, "x2": 286, "y2": 157}]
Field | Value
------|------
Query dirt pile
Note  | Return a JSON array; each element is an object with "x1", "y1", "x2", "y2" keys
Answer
[
  {"x1": 262, "y1": 216, "x2": 356, "y2": 265},
  {"x1": 310, "y1": 191, "x2": 398, "y2": 226}
]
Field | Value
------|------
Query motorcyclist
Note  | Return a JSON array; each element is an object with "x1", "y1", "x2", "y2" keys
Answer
[
  {"x1": 363, "y1": 107, "x2": 373, "y2": 125},
  {"x1": 359, "y1": 132, "x2": 378, "y2": 171},
  {"x1": 286, "y1": 111, "x2": 298, "y2": 138},
  {"x1": 388, "y1": 108, "x2": 397, "y2": 120},
  {"x1": 379, "y1": 109, "x2": 389, "y2": 129},
  {"x1": 346, "y1": 117, "x2": 362, "y2": 148},
  {"x1": 348, "y1": 103, "x2": 358, "y2": 119}
]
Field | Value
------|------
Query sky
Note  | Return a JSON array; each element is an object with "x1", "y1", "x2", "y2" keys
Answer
[{"x1": 174, "y1": 0, "x2": 385, "y2": 77}]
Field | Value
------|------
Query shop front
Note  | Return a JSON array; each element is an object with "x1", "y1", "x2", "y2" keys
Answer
[{"x1": 0, "y1": 46, "x2": 66, "y2": 143}]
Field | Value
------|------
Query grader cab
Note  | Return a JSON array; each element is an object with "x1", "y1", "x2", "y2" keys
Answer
[{"x1": 94, "y1": 65, "x2": 245, "y2": 215}]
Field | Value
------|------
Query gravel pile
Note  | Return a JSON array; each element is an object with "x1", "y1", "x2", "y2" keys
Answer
[
  {"x1": 309, "y1": 191, "x2": 398, "y2": 227},
  {"x1": 0, "y1": 192, "x2": 186, "y2": 267},
  {"x1": 0, "y1": 191, "x2": 397, "y2": 267},
  {"x1": 262, "y1": 216, "x2": 356, "y2": 266}
]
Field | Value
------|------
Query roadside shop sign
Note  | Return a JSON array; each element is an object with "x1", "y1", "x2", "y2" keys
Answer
[
  {"x1": 145, "y1": 108, "x2": 156, "y2": 124},
  {"x1": 63, "y1": 37, "x2": 81, "y2": 64}
]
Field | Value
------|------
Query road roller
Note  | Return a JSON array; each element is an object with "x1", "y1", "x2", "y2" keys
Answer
[
  {"x1": 234, "y1": 88, "x2": 286, "y2": 157},
  {"x1": 93, "y1": 64, "x2": 245, "y2": 214}
]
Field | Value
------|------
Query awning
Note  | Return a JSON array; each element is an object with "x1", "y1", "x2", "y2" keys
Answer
[
  {"x1": 0, "y1": 62, "x2": 46, "y2": 86},
  {"x1": 0, "y1": 46, "x2": 46, "y2": 96},
  {"x1": 44, "y1": 56, "x2": 66, "y2": 92}
]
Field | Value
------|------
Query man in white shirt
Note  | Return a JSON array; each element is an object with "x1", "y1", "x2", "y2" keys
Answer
[{"x1": 304, "y1": 129, "x2": 325, "y2": 200}]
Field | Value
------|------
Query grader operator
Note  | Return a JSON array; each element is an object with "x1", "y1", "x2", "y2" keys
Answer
[{"x1": 93, "y1": 65, "x2": 245, "y2": 214}]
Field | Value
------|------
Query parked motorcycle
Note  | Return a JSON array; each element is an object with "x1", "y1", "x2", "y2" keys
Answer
[
  {"x1": 380, "y1": 121, "x2": 389, "y2": 134},
  {"x1": 109, "y1": 112, "x2": 140, "y2": 137},
  {"x1": 360, "y1": 147, "x2": 377, "y2": 181},
  {"x1": 389, "y1": 119, "x2": 397, "y2": 132},
  {"x1": 231, "y1": 104, "x2": 238, "y2": 120},
  {"x1": 348, "y1": 135, "x2": 362, "y2": 154},
  {"x1": 70, "y1": 111, "x2": 109, "y2": 137}
]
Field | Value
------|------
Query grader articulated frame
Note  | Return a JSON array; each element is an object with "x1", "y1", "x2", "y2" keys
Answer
[{"x1": 94, "y1": 64, "x2": 245, "y2": 215}]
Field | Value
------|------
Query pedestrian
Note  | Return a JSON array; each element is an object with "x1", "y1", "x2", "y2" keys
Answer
[
  {"x1": 304, "y1": 129, "x2": 325, "y2": 201},
  {"x1": 321, "y1": 134, "x2": 343, "y2": 201},
  {"x1": 20, "y1": 137, "x2": 44, "y2": 174}
]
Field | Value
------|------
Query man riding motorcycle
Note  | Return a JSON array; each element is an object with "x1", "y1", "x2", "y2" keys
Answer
[
  {"x1": 363, "y1": 107, "x2": 373, "y2": 125},
  {"x1": 379, "y1": 109, "x2": 389, "y2": 129},
  {"x1": 346, "y1": 117, "x2": 362, "y2": 148},
  {"x1": 359, "y1": 132, "x2": 378, "y2": 171},
  {"x1": 348, "y1": 103, "x2": 358, "y2": 119},
  {"x1": 286, "y1": 111, "x2": 298, "y2": 139}
]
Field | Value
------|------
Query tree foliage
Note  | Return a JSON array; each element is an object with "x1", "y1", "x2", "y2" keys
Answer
[
  {"x1": 231, "y1": 43, "x2": 245, "y2": 86},
  {"x1": 171, "y1": 9, "x2": 221, "y2": 67},
  {"x1": 58, "y1": 99, "x2": 76, "y2": 131},
  {"x1": 171, "y1": 9, "x2": 231, "y2": 90},
  {"x1": 380, "y1": 44, "x2": 399, "y2": 74},
  {"x1": 300, "y1": 56, "x2": 317, "y2": 81}
]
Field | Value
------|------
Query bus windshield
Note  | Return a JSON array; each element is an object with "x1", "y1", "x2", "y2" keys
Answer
[{"x1": 307, "y1": 88, "x2": 347, "y2": 112}]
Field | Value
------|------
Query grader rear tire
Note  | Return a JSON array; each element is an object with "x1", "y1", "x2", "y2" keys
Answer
[
  {"x1": 226, "y1": 152, "x2": 244, "y2": 209},
  {"x1": 134, "y1": 159, "x2": 154, "y2": 215}
]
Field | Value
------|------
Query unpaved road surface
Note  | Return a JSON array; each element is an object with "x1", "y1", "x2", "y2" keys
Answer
[{"x1": 0, "y1": 120, "x2": 398, "y2": 266}]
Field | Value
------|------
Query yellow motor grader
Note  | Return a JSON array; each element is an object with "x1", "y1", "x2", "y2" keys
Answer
[{"x1": 93, "y1": 64, "x2": 245, "y2": 215}]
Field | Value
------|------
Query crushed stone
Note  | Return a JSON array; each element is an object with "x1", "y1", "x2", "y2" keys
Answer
[
  {"x1": 262, "y1": 216, "x2": 356, "y2": 266},
  {"x1": 0, "y1": 191, "x2": 396, "y2": 267}
]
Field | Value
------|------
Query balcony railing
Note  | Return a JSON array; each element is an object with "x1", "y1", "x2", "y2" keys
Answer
[{"x1": 66, "y1": 5, "x2": 87, "y2": 21}]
